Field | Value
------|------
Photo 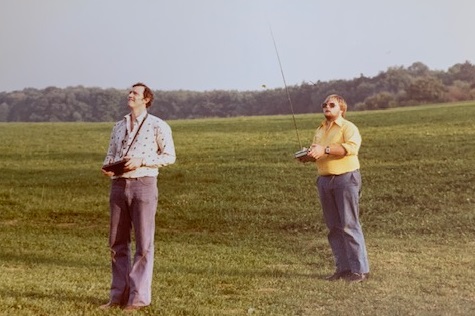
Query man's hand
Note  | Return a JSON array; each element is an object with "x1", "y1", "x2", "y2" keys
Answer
[
  {"x1": 101, "y1": 169, "x2": 115, "y2": 177},
  {"x1": 101, "y1": 158, "x2": 124, "y2": 177},
  {"x1": 308, "y1": 144, "x2": 325, "y2": 160},
  {"x1": 124, "y1": 157, "x2": 143, "y2": 171}
]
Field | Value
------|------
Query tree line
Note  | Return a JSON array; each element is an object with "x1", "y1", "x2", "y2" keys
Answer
[{"x1": 1, "y1": 61, "x2": 474, "y2": 122}]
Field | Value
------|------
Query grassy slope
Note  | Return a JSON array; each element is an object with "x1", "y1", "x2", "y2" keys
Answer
[{"x1": 0, "y1": 102, "x2": 474, "y2": 315}]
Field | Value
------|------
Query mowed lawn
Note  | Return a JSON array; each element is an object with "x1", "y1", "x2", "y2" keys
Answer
[{"x1": 0, "y1": 102, "x2": 474, "y2": 315}]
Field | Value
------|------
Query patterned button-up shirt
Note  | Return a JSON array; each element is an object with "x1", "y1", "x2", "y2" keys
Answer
[{"x1": 103, "y1": 111, "x2": 176, "y2": 178}]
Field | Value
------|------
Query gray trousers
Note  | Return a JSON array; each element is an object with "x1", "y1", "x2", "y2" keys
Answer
[
  {"x1": 108, "y1": 176, "x2": 158, "y2": 306},
  {"x1": 316, "y1": 170, "x2": 369, "y2": 274}
]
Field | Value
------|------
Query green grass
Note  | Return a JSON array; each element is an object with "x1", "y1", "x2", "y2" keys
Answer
[{"x1": 0, "y1": 102, "x2": 474, "y2": 315}]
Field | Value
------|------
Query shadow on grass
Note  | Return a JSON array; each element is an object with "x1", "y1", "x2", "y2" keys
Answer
[
  {"x1": 2, "y1": 254, "x2": 329, "y2": 280},
  {"x1": 0, "y1": 288, "x2": 104, "y2": 307},
  {"x1": 156, "y1": 263, "x2": 322, "y2": 280},
  {"x1": 0, "y1": 250, "x2": 103, "y2": 269}
]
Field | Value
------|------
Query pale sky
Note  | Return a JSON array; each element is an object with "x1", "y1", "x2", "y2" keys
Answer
[{"x1": 1, "y1": 0, "x2": 474, "y2": 92}]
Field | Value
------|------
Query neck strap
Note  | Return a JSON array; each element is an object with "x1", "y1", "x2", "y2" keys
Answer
[{"x1": 123, "y1": 113, "x2": 148, "y2": 157}]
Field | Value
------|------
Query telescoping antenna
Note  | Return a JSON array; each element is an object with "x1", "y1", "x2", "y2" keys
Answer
[{"x1": 269, "y1": 26, "x2": 302, "y2": 149}]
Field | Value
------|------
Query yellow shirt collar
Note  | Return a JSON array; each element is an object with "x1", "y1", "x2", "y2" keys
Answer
[{"x1": 320, "y1": 116, "x2": 344, "y2": 128}]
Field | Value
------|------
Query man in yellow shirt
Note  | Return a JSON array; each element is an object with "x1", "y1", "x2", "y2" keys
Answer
[{"x1": 300, "y1": 94, "x2": 369, "y2": 282}]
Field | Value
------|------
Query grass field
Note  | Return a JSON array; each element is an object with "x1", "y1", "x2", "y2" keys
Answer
[{"x1": 0, "y1": 102, "x2": 474, "y2": 315}]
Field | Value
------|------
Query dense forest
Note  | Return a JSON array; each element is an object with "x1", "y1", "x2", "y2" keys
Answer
[{"x1": 1, "y1": 61, "x2": 474, "y2": 122}]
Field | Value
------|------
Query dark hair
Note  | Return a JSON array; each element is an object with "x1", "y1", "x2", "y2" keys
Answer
[{"x1": 132, "y1": 82, "x2": 154, "y2": 108}]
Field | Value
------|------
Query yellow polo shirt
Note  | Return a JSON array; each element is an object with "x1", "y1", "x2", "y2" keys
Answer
[{"x1": 313, "y1": 116, "x2": 361, "y2": 176}]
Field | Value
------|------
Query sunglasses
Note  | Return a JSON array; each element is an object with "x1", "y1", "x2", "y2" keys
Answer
[{"x1": 321, "y1": 102, "x2": 338, "y2": 109}]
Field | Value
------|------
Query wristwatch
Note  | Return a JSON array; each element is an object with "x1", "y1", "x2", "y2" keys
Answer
[{"x1": 325, "y1": 146, "x2": 331, "y2": 155}]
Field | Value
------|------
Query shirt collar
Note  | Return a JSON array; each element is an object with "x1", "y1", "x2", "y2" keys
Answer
[
  {"x1": 135, "y1": 110, "x2": 148, "y2": 123},
  {"x1": 124, "y1": 110, "x2": 148, "y2": 133},
  {"x1": 320, "y1": 116, "x2": 344, "y2": 128},
  {"x1": 124, "y1": 110, "x2": 148, "y2": 123}
]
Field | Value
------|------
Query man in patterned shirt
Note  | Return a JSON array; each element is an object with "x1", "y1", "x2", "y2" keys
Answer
[{"x1": 100, "y1": 82, "x2": 176, "y2": 311}]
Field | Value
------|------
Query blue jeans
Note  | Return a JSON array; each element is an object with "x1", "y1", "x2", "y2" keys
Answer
[
  {"x1": 316, "y1": 170, "x2": 369, "y2": 274},
  {"x1": 108, "y1": 176, "x2": 158, "y2": 306}
]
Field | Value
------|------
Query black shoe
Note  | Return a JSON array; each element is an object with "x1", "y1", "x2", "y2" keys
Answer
[
  {"x1": 325, "y1": 270, "x2": 351, "y2": 281},
  {"x1": 345, "y1": 272, "x2": 370, "y2": 283}
]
